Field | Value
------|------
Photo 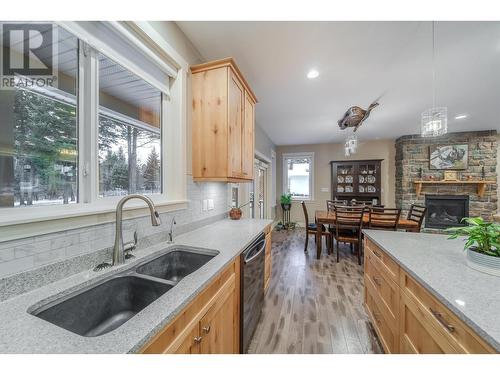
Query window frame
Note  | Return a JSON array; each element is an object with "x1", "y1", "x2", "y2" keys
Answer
[
  {"x1": 282, "y1": 152, "x2": 314, "y2": 201},
  {"x1": 0, "y1": 22, "x2": 189, "y2": 241}
]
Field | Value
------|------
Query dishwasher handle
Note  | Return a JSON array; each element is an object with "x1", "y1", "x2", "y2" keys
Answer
[{"x1": 244, "y1": 239, "x2": 266, "y2": 264}]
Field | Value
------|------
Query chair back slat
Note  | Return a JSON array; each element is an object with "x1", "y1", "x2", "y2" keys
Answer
[
  {"x1": 407, "y1": 204, "x2": 427, "y2": 231},
  {"x1": 326, "y1": 200, "x2": 336, "y2": 212},
  {"x1": 368, "y1": 208, "x2": 401, "y2": 231},
  {"x1": 334, "y1": 207, "x2": 364, "y2": 233}
]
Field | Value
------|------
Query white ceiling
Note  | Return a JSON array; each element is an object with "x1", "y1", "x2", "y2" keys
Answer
[{"x1": 177, "y1": 21, "x2": 500, "y2": 145}]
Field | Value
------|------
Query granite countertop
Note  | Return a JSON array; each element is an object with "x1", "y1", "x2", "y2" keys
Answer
[
  {"x1": 362, "y1": 230, "x2": 500, "y2": 352},
  {"x1": 0, "y1": 218, "x2": 272, "y2": 353}
]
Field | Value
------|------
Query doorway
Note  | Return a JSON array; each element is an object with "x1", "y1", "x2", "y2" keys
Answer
[{"x1": 250, "y1": 158, "x2": 269, "y2": 219}]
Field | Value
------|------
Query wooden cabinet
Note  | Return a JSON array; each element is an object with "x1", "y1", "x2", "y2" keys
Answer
[
  {"x1": 141, "y1": 258, "x2": 240, "y2": 354},
  {"x1": 191, "y1": 58, "x2": 257, "y2": 183},
  {"x1": 363, "y1": 238, "x2": 496, "y2": 354},
  {"x1": 330, "y1": 159, "x2": 382, "y2": 204},
  {"x1": 264, "y1": 225, "x2": 272, "y2": 292}
]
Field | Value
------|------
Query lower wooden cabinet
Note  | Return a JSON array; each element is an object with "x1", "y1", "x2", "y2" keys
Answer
[
  {"x1": 141, "y1": 258, "x2": 240, "y2": 354},
  {"x1": 363, "y1": 238, "x2": 496, "y2": 354}
]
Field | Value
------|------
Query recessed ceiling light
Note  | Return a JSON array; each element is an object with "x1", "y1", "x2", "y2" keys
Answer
[
  {"x1": 307, "y1": 69, "x2": 319, "y2": 79},
  {"x1": 455, "y1": 114, "x2": 467, "y2": 120}
]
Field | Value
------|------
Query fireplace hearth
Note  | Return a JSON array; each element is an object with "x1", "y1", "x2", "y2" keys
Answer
[{"x1": 425, "y1": 195, "x2": 469, "y2": 229}]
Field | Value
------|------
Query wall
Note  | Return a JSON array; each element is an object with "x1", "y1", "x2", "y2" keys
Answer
[
  {"x1": 255, "y1": 122, "x2": 277, "y2": 217},
  {"x1": 395, "y1": 130, "x2": 498, "y2": 222},
  {"x1": 0, "y1": 22, "x2": 230, "y2": 278},
  {"x1": 276, "y1": 139, "x2": 396, "y2": 224}
]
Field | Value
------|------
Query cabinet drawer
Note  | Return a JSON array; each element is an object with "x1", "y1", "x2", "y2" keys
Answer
[
  {"x1": 400, "y1": 270, "x2": 495, "y2": 354},
  {"x1": 364, "y1": 253, "x2": 399, "y2": 326},
  {"x1": 364, "y1": 283, "x2": 397, "y2": 353},
  {"x1": 364, "y1": 239, "x2": 399, "y2": 283}
]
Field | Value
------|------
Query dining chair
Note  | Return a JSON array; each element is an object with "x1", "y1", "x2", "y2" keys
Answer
[
  {"x1": 301, "y1": 201, "x2": 332, "y2": 253},
  {"x1": 333, "y1": 206, "x2": 364, "y2": 265},
  {"x1": 368, "y1": 208, "x2": 401, "y2": 231},
  {"x1": 326, "y1": 200, "x2": 336, "y2": 212},
  {"x1": 406, "y1": 204, "x2": 427, "y2": 232}
]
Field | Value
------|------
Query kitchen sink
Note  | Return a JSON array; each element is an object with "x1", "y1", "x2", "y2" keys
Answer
[
  {"x1": 29, "y1": 246, "x2": 218, "y2": 337},
  {"x1": 31, "y1": 276, "x2": 172, "y2": 337},
  {"x1": 136, "y1": 249, "x2": 216, "y2": 283}
]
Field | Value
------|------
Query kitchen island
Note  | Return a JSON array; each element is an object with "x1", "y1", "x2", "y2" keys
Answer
[{"x1": 362, "y1": 230, "x2": 500, "y2": 353}]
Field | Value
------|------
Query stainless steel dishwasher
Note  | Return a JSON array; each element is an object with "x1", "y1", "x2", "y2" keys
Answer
[{"x1": 240, "y1": 232, "x2": 266, "y2": 353}]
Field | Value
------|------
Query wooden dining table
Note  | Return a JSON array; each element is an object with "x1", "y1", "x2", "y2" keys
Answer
[{"x1": 314, "y1": 210, "x2": 419, "y2": 259}]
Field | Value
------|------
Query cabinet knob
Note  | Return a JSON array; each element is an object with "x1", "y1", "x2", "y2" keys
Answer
[
  {"x1": 372, "y1": 276, "x2": 382, "y2": 286},
  {"x1": 194, "y1": 336, "x2": 202, "y2": 344},
  {"x1": 202, "y1": 325, "x2": 211, "y2": 334}
]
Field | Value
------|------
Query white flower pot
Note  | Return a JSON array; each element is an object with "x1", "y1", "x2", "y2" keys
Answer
[{"x1": 466, "y1": 248, "x2": 500, "y2": 277}]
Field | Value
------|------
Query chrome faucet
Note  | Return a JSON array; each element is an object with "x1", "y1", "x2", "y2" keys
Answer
[
  {"x1": 112, "y1": 194, "x2": 161, "y2": 266},
  {"x1": 168, "y1": 217, "x2": 176, "y2": 243}
]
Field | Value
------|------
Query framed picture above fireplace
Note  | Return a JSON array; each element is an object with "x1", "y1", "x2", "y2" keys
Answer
[{"x1": 429, "y1": 144, "x2": 468, "y2": 170}]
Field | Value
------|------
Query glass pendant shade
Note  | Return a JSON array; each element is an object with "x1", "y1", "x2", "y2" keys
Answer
[
  {"x1": 421, "y1": 107, "x2": 447, "y2": 137},
  {"x1": 344, "y1": 129, "x2": 358, "y2": 156}
]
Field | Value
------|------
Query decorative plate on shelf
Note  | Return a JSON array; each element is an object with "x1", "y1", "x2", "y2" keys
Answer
[
  {"x1": 367, "y1": 175, "x2": 376, "y2": 183},
  {"x1": 337, "y1": 186, "x2": 344, "y2": 193},
  {"x1": 359, "y1": 185, "x2": 365, "y2": 193},
  {"x1": 367, "y1": 185, "x2": 376, "y2": 193},
  {"x1": 337, "y1": 176, "x2": 344, "y2": 183},
  {"x1": 345, "y1": 186, "x2": 353, "y2": 193},
  {"x1": 345, "y1": 175, "x2": 353, "y2": 183},
  {"x1": 359, "y1": 175, "x2": 365, "y2": 183}
]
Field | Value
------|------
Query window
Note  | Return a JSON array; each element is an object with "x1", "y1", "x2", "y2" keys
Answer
[
  {"x1": 0, "y1": 26, "x2": 78, "y2": 208},
  {"x1": 283, "y1": 153, "x2": 314, "y2": 200},
  {"x1": 98, "y1": 53, "x2": 162, "y2": 197},
  {"x1": 0, "y1": 21, "x2": 178, "y2": 220}
]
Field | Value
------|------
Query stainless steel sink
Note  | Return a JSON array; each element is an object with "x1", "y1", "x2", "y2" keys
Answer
[
  {"x1": 29, "y1": 247, "x2": 218, "y2": 337},
  {"x1": 136, "y1": 249, "x2": 216, "y2": 283},
  {"x1": 31, "y1": 275, "x2": 173, "y2": 337}
]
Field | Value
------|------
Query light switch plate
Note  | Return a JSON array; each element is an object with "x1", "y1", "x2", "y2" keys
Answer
[
  {"x1": 320, "y1": 187, "x2": 330, "y2": 193},
  {"x1": 208, "y1": 199, "x2": 214, "y2": 210},
  {"x1": 202, "y1": 199, "x2": 208, "y2": 211}
]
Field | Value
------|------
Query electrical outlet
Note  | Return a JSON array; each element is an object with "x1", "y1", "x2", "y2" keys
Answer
[
  {"x1": 208, "y1": 199, "x2": 214, "y2": 210},
  {"x1": 202, "y1": 199, "x2": 208, "y2": 211}
]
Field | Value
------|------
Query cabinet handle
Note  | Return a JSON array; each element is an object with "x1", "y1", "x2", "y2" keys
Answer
[
  {"x1": 372, "y1": 276, "x2": 382, "y2": 286},
  {"x1": 373, "y1": 311, "x2": 381, "y2": 324},
  {"x1": 202, "y1": 325, "x2": 211, "y2": 334},
  {"x1": 373, "y1": 250, "x2": 382, "y2": 259},
  {"x1": 429, "y1": 307, "x2": 455, "y2": 333},
  {"x1": 194, "y1": 336, "x2": 203, "y2": 344}
]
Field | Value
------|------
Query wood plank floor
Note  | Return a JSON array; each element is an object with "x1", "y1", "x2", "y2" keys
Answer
[{"x1": 247, "y1": 228, "x2": 383, "y2": 354}]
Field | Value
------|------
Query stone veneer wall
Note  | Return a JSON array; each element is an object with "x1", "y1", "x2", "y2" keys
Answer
[{"x1": 395, "y1": 130, "x2": 498, "y2": 222}]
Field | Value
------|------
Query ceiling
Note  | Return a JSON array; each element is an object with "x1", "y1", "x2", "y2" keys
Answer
[{"x1": 177, "y1": 21, "x2": 500, "y2": 145}]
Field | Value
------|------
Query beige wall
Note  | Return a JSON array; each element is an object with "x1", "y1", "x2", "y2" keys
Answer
[{"x1": 276, "y1": 139, "x2": 396, "y2": 224}]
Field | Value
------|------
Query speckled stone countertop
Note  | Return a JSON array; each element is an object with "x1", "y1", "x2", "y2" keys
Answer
[
  {"x1": 362, "y1": 230, "x2": 500, "y2": 352},
  {"x1": 0, "y1": 218, "x2": 272, "y2": 353}
]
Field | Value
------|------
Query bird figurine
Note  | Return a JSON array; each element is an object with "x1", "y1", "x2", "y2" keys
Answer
[{"x1": 338, "y1": 100, "x2": 379, "y2": 132}]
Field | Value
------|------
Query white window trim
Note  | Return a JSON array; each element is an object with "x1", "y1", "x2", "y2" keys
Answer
[
  {"x1": 282, "y1": 152, "x2": 315, "y2": 201},
  {"x1": 0, "y1": 22, "x2": 189, "y2": 241}
]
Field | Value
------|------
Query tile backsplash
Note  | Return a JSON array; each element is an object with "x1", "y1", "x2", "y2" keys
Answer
[{"x1": 0, "y1": 177, "x2": 229, "y2": 278}]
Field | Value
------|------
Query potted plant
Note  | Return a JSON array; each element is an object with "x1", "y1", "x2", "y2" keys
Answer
[
  {"x1": 280, "y1": 193, "x2": 292, "y2": 211},
  {"x1": 447, "y1": 217, "x2": 500, "y2": 276},
  {"x1": 228, "y1": 201, "x2": 251, "y2": 220}
]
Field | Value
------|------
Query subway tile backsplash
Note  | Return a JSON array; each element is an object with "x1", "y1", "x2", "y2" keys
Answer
[{"x1": 0, "y1": 177, "x2": 229, "y2": 278}]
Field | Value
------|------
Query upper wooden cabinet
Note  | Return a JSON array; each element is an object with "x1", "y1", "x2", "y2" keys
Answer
[{"x1": 191, "y1": 58, "x2": 257, "y2": 182}]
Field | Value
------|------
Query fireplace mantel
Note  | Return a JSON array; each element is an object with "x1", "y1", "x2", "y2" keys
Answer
[{"x1": 413, "y1": 180, "x2": 496, "y2": 198}]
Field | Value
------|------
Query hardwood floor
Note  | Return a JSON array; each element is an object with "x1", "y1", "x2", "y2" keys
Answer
[{"x1": 247, "y1": 228, "x2": 383, "y2": 354}]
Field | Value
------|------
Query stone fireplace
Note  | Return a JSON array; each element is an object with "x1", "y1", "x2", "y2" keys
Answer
[
  {"x1": 395, "y1": 130, "x2": 498, "y2": 231},
  {"x1": 425, "y1": 195, "x2": 469, "y2": 229}
]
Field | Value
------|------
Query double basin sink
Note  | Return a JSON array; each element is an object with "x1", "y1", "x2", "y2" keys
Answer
[{"x1": 29, "y1": 246, "x2": 218, "y2": 337}]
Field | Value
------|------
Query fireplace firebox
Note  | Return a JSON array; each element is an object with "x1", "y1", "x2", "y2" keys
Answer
[{"x1": 425, "y1": 195, "x2": 469, "y2": 229}]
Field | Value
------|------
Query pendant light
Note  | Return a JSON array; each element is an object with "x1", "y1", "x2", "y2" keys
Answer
[
  {"x1": 421, "y1": 21, "x2": 447, "y2": 137},
  {"x1": 344, "y1": 128, "x2": 358, "y2": 157}
]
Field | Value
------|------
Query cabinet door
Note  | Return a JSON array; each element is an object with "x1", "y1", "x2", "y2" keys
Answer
[
  {"x1": 399, "y1": 292, "x2": 457, "y2": 353},
  {"x1": 172, "y1": 325, "x2": 202, "y2": 354},
  {"x1": 199, "y1": 277, "x2": 237, "y2": 354},
  {"x1": 228, "y1": 71, "x2": 244, "y2": 178},
  {"x1": 242, "y1": 92, "x2": 255, "y2": 179}
]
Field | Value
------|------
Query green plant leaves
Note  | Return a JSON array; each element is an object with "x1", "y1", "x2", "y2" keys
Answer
[{"x1": 447, "y1": 217, "x2": 500, "y2": 257}]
